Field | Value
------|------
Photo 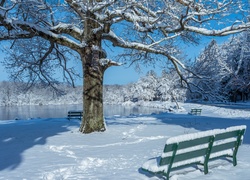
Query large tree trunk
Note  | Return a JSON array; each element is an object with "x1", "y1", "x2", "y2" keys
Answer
[
  {"x1": 79, "y1": 51, "x2": 106, "y2": 133},
  {"x1": 79, "y1": 8, "x2": 106, "y2": 133}
]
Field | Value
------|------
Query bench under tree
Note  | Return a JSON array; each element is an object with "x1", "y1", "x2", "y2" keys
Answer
[
  {"x1": 67, "y1": 111, "x2": 83, "y2": 120},
  {"x1": 141, "y1": 125, "x2": 247, "y2": 179},
  {"x1": 189, "y1": 108, "x2": 202, "y2": 115}
]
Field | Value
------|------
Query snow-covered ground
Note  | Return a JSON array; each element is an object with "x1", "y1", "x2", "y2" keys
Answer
[{"x1": 0, "y1": 102, "x2": 250, "y2": 180}]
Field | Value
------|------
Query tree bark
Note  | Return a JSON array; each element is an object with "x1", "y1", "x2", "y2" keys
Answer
[
  {"x1": 79, "y1": 49, "x2": 106, "y2": 133},
  {"x1": 79, "y1": 8, "x2": 106, "y2": 133}
]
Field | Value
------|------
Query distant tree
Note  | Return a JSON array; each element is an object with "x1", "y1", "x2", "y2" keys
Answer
[
  {"x1": 189, "y1": 30, "x2": 250, "y2": 102},
  {"x1": 222, "y1": 31, "x2": 250, "y2": 101},
  {"x1": 158, "y1": 69, "x2": 186, "y2": 102},
  {"x1": 0, "y1": 0, "x2": 249, "y2": 133},
  {"x1": 0, "y1": 81, "x2": 11, "y2": 106},
  {"x1": 135, "y1": 70, "x2": 159, "y2": 101},
  {"x1": 103, "y1": 84, "x2": 125, "y2": 103},
  {"x1": 188, "y1": 40, "x2": 226, "y2": 101}
]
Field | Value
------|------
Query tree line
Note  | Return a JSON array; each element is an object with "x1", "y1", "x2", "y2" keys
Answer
[{"x1": 1, "y1": 31, "x2": 250, "y2": 106}]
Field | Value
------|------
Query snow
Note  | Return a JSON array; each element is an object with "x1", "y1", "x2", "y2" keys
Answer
[
  {"x1": 166, "y1": 125, "x2": 246, "y2": 144},
  {"x1": 0, "y1": 102, "x2": 250, "y2": 180}
]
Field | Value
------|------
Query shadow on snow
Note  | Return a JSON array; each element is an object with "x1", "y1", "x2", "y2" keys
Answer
[
  {"x1": 106, "y1": 112, "x2": 250, "y2": 145},
  {"x1": 0, "y1": 118, "x2": 79, "y2": 171},
  {"x1": 153, "y1": 112, "x2": 250, "y2": 145}
]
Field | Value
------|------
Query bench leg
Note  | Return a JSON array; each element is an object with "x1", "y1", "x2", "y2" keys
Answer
[
  {"x1": 204, "y1": 136, "x2": 215, "y2": 174},
  {"x1": 232, "y1": 129, "x2": 245, "y2": 166},
  {"x1": 162, "y1": 172, "x2": 170, "y2": 180}
]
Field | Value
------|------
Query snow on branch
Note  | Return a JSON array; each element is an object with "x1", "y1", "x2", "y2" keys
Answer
[
  {"x1": 0, "y1": 32, "x2": 34, "y2": 40},
  {"x1": 50, "y1": 22, "x2": 83, "y2": 41},
  {"x1": 65, "y1": 0, "x2": 87, "y2": 20},
  {"x1": 185, "y1": 23, "x2": 250, "y2": 36},
  {"x1": 100, "y1": 58, "x2": 121, "y2": 70},
  {"x1": 103, "y1": 31, "x2": 167, "y2": 55},
  {"x1": 129, "y1": 0, "x2": 158, "y2": 18},
  {"x1": 0, "y1": 15, "x2": 84, "y2": 50},
  {"x1": 147, "y1": 33, "x2": 182, "y2": 48},
  {"x1": 103, "y1": 30, "x2": 189, "y2": 76},
  {"x1": 91, "y1": 0, "x2": 117, "y2": 13}
]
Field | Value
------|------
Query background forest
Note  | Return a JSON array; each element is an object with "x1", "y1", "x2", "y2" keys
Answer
[{"x1": 0, "y1": 31, "x2": 249, "y2": 106}]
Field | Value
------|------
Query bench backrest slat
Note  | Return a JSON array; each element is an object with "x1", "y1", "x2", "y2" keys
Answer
[
  {"x1": 160, "y1": 147, "x2": 207, "y2": 165},
  {"x1": 68, "y1": 111, "x2": 83, "y2": 116},
  {"x1": 164, "y1": 136, "x2": 211, "y2": 152},
  {"x1": 211, "y1": 141, "x2": 237, "y2": 155},
  {"x1": 68, "y1": 112, "x2": 82, "y2": 114},
  {"x1": 214, "y1": 131, "x2": 240, "y2": 141}
]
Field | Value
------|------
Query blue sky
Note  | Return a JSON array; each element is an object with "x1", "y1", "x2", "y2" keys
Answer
[
  {"x1": 0, "y1": 49, "x2": 142, "y2": 85},
  {"x1": 0, "y1": 54, "x2": 8, "y2": 80}
]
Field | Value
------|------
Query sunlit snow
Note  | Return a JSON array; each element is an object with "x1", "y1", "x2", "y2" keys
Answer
[{"x1": 0, "y1": 102, "x2": 249, "y2": 179}]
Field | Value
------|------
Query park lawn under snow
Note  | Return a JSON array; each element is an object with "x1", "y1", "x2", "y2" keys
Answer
[{"x1": 0, "y1": 102, "x2": 250, "y2": 180}]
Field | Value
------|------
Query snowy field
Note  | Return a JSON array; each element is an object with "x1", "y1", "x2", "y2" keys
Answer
[{"x1": 0, "y1": 102, "x2": 250, "y2": 180}]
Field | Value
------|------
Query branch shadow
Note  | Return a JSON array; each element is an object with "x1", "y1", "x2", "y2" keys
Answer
[
  {"x1": 152, "y1": 112, "x2": 250, "y2": 145},
  {"x1": 106, "y1": 112, "x2": 250, "y2": 145},
  {"x1": 0, "y1": 118, "x2": 79, "y2": 171}
]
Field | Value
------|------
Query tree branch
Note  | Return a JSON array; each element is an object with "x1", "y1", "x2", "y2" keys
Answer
[
  {"x1": 185, "y1": 23, "x2": 250, "y2": 36},
  {"x1": 0, "y1": 15, "x2": 84, "y2": 50},
  {"x1": 50, "y1": 23, "x2": 83, "y2": 41}
]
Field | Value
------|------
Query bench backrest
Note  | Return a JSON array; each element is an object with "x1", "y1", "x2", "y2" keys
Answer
[
  {"x1": 68, "y1": 111, "x2": 83, "y2": 116},
  {"x1": 159, "y1": 125, "x2": 246, "y2": 169},
  {"x1": 191, "y1": 109, "x2": 202, "y2": 112},
  {"x1": 190, "y1": 109, "x2": 202, "y2": 114}
]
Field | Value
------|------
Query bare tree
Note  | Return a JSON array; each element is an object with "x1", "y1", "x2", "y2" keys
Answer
[{"x1": 0, "y1": 0, "x2": 249, "y2": 133}]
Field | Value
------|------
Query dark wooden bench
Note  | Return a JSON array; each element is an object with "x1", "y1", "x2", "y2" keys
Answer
[
  {"x1": 189, "y1": 108, "x2": 202, "y2": 115},
  {"x1": 141, "y1": 125, "x2": 246, "y2": 179},
  {"x1": 67, "y1": 111, "x2": 83, "y2": 120}
]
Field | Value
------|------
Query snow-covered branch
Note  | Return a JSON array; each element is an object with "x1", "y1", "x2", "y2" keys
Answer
[
  {"x1": 100, "y1": 58, "x2": 121, "y2": 70},
  {"x1": 65, "y1": 0, "x2": 87, "y2": 20},
  {"x1": 185, "y1": 23, "x2": 250, "y2": 36},
  {"x1": 103, "y1": 31, "x2": 164, "y2": 54},
  {"x1": 91, "y1": 0, "x2": 117, "y2": 13},
  {"x1": 0, "y1": 15, "x2": 84, "y2": 50},
  {"x1": 50, "y1": 23, "x2": 83, "y2": 41},
  {"x1": 103, "y1": 30, "x2": 189, "y2": 75}
]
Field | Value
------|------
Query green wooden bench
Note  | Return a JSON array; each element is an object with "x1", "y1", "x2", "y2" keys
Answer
[
  {"x1": 67, "y1": 111, "x2": 83, "y2": 120},
  {"x1": 189, "y1": 108, "x2": 202, "y2": 115},
  {"x1": 141, "y1": 125, "x2": 246, "y2": 179}
]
